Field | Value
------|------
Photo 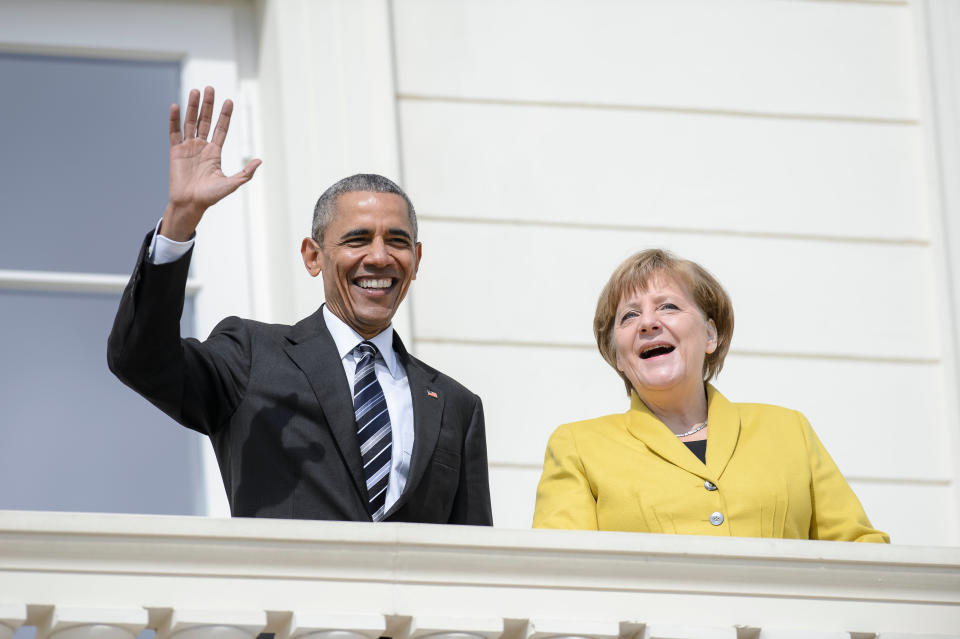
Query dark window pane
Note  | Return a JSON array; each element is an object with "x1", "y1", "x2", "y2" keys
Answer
[
  {"x1": 0, "y1": 289, "x2": 204, "y2": 515},
  {"x1": 0, "y1": 52, "x2": 178, "y2": 273}
]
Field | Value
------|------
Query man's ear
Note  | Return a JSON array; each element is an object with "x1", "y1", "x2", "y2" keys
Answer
[
  {"x1": 301, "y1": 237, "x2": 322, "y2": 277},
  {"x1": 705, "y1": 318, "x2": 718, "y2": 355},
  {"x1": 412, "y1": 242, "x2": 422, "y2": 280}
]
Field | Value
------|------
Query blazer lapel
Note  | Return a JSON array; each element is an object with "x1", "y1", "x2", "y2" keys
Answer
[
  {"x1": 625, "y1": 385, "x2": 742, "y2": 483},
  {"x1": 386, "y1": 334, "x2": 442, "y2": 516},
  {"x1": 625, "y1": 393, "x2": 709, "y2": 479},
  {"x1": 703, "y1": 383, "x2": 741, "y2": 480},
  {"x1": 283, "y1": 308, "x2": 369, "y2": 504}
]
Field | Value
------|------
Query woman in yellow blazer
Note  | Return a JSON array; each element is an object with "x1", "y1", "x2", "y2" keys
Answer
[{"x1": 533, "y1": 249, "x2": 888, "y2": 542}]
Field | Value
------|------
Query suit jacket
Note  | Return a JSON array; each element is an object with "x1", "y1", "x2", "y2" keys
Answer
[
  {"x1": 533, "y1": 384, "x2": 887, "y2": 541},
  {"x1": 108, "y1": 232, "x2": 492, "y2": 525}
]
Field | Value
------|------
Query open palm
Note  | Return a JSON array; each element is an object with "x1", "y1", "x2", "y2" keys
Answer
[{"x1": 162, "y1": 86, "x2": 261, "y2": 241}]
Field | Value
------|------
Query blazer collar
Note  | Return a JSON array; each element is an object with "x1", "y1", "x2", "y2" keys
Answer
[
  {"x1": 385, "y1": 333, "x2": 443, "y2": 518},
  {"x1": 625, "y1": 383, "x2": 741, "y2": 482},
  {"x1": 321, "y1": 305, "x2": 401, "y2": 378},
  {"x1": 283, "y1": 307, "x2": 369, "y2": 506}
]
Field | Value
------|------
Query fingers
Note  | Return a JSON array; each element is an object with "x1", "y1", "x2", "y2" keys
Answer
[
  {"x1": 210, "y1": 99, "x2": 234, "y2": 148},
  {"x1": 210, "y1": 159, "x2": 262, "y2": 200},
  {"x1": 173, "y1": 86, "x2": 243, "y2": 149},
  {"x1": 233, "y1": 158, "x2": 262, "y2": 182},
  {"x1": 196, "y1": 86, "x2": 215, "y2": 139},
  {"x1": 181, "y1": 88, "x2": 201, "y2": 139},
  {"x1": 225, "y1": 159, "x2": 262, "y2": 188},
  {"x1": 169, "y1": 103, "x2": 182, "y2": 147}
]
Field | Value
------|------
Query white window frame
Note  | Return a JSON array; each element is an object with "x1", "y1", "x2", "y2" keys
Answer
[{"x1": 0, "y1": 0, "x2": 257, "y2": 516}]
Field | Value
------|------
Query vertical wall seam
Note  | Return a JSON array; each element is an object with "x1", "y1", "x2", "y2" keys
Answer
[{"x1": 385, "y1": 0, "x2": 418, "y2": 352}]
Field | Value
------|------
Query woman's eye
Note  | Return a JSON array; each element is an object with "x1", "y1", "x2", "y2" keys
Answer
[
  {"x1": 660, "y1": 303, "x2": 679, "y2": 311},
  {"x1": 620, "y1": 310, "x2": 639, "y2": 323}
]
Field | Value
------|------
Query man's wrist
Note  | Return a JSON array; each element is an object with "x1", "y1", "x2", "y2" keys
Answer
[
  {"x1": 149, "y1": 217, "x2": 195, "y2": 265},
  {"x1": 159, "y1": 202, "x2": 201, "y2": 242}
]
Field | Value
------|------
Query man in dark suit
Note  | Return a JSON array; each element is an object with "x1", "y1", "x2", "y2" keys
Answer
[{"x1": 108, "y1": 86, "x2": 492, "y2": 525}]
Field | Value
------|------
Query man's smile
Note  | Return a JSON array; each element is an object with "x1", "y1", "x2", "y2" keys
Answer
[{"x1": 355, "y1": 277, "x2": 394, "y2": 290}]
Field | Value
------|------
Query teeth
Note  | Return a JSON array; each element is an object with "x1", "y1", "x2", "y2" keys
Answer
[{"x1": 358, "y1": 278, "x2": 392, "y2": 289}]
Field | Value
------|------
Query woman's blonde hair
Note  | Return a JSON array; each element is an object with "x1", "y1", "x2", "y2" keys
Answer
[{"x1": 594, "y1": 249, "x2": 734, "y2": 395}]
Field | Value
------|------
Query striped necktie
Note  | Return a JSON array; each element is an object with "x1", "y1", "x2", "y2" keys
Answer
[{"x1": 353, "y1": 341, "x2": 392, "y2": 522}]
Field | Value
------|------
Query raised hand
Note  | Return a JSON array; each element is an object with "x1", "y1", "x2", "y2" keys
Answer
[{"x1": 160, "y1": 86, "x2": 261, "y2": 241}]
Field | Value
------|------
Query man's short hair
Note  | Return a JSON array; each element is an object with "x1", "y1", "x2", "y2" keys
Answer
[
  {"x1": 594, "y1": 248, "x2": 735, "y2": 395},
  {"x1": 312, "y1": 174, "x2": 418, "y2": 243}
]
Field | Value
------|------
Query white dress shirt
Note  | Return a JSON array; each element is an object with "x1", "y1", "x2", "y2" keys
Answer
[{"x1": 147, "y1": 221, "x2": 415, "y2": 513}]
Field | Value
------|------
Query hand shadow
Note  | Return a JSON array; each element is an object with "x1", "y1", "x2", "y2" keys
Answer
[{"x1": 233, "y1": 392, "x2": 327, "y2": 516}]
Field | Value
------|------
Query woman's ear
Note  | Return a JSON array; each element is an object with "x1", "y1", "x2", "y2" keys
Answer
[{"x1": 705, "y1": 318, "x2": 718, "y2": 354}]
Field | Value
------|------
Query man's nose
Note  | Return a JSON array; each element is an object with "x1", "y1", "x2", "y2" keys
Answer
[{"x1": 364, "y1": 238, "x2": 390, "y2": 266}]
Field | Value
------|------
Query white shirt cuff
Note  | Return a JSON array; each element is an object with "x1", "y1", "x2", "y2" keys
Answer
[{"x1": 147, "y1": 217, "x2": 195, "y2": 264}]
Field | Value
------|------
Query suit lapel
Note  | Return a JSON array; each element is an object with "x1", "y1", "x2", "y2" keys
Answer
[
  {"x1": 703, "y1": 384, "x2": 741, "y2": 480},
  {"x1": 283, "y1": 308, "x2": 369, "y2": 505},
  {"x1": 386, "y1": 334, "x2": 442, "y2": 516},
  {"x1": 626, "y1": 393, "x2": 708, "y2": 479},
  {"x1": 625, "y1": 384, "x2": 740, "y2": 483}
]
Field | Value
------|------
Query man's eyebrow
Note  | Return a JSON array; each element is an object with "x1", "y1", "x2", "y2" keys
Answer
[
  {"x1": 338, "y1": 227, "x2": 414, "y2": 242},
  {"x1": 387, "y1": 228, "x2": 413, "y2": 241},
  {"x1": 339, "y1": 228, "x2": 371, "y2": 240}
]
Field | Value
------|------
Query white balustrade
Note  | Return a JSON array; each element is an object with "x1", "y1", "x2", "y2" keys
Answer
[{"x1": 0, "y1": 511, "x2": 958, "y2": 639}]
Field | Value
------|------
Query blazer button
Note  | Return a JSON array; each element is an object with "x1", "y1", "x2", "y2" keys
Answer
[
  {"x1": 710, "y1": 511, "x2": 724, "y2": 526},
  {"x1": 704, "y1": 480, "x2": 717, "y2": 491}
]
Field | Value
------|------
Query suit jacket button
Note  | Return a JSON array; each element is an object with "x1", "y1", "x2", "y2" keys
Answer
[
  {"x1": 710, "y1": 511, "x2": 724, "y2": 526},
  {"x1": 704, "y1": 480, "x2": 717, "y2": 491}
]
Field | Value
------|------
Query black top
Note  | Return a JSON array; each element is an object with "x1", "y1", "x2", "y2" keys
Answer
[{"x1": 683, "y1": 439, "x2": 707, "y2": 464}]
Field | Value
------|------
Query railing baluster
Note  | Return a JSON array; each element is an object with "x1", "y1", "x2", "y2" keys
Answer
[
  {"x1": 33, "y1": 606, "x2": 147, "y2": 639},
  {"x1": 49, "y1": 624, "x2": 138, "y2": 639},
  {"x1": 154, "y1": 609, "x2": 267, "y2": 639},
  {"x1": 289, "y1": 613, "x2": 386, "y2": 639},
  {"x1": 412, "y1": 616, "x2": 503, "y2": 639}
]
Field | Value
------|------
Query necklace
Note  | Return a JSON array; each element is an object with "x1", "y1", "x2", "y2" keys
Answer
[{"x1": 675, "y1": 420, "x2": 707, "y2": 438}]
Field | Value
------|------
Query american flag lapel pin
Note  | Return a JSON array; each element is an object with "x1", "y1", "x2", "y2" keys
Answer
[{"x1": 427, "y1": 390, "x2": 438, "y2": 399}]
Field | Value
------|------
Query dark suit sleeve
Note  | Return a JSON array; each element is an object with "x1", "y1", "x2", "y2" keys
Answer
[
  {"x1": 449, "y1": 393, "x2": 493, "y2": 525},
  {"x1": 107, "y1": 231, "x2": 251, "y2": 436}
]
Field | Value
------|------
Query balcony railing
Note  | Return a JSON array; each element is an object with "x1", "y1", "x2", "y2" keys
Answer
[{"x1": 0, "y1": 510, "x2": 957, "y2": 639}]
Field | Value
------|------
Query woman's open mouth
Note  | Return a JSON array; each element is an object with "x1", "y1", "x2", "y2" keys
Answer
[{"x1": 640, "y1": 344, "x2": 675, "y2": 359}]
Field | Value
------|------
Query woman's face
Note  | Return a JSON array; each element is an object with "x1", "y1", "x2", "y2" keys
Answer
[{"x1": 613, "y1": 272, "x2": 718, "y2": 401}]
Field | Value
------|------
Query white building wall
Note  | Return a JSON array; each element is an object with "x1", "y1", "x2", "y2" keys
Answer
[{"x1": 391, "y1": 0, "x2": 960, "y2": 543}]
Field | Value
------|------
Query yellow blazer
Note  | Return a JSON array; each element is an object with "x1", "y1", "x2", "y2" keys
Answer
[{"x1": 533, "y1": 385, "x2": 888, "y2": 542}]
